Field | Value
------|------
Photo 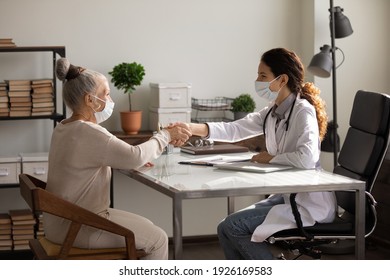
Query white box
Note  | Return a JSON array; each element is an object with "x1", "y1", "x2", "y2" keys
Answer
[
  {"x1": 20, "y1": 152, "x2": 49, "y2": 182},
  {"x1": 149, "y1": 107, "x2": 191, "y2": 131},
  {"x1": 150, "y1": 82, "x2": 191, "y2": 108},
  {"x1": 0, "y1": 156, "x2": 21, "y2": 184}
]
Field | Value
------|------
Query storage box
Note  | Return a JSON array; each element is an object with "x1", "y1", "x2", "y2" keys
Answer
[
  {"x1": 149, "y1": 107, "x2": 191, "y2": 131},
  {"x1": 20, "y1": 152, "x2": 49, "y2": 182},
  {"x1": 0, "y1": 156, "x2": 21, "y2": 184},
  {"x1": 150, "y1": 83, "x2": 191, "y2": 108}
]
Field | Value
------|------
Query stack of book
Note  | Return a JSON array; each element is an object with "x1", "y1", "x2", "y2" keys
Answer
[
  {"x1": 0, "y1": 38, "x2": 16, "y2": 48},
  {"x1": 0, "y1": 213, "x2": 12, "y2": 251},
  {"x1": 7, "y1": 80, "x2": 32, "y2": 117},
  {"x1": 0, "y1": 82, "x2": 9, "y2": 116},
  {"x1": 9, "y1": 209, "x2": 36, "y2": 251},
  {"x1": 31, "y1": 79, "x2": 54, "y2": 116},
  {"x1": 36, "y1": 213, "x2": 45, "y2": 239}
]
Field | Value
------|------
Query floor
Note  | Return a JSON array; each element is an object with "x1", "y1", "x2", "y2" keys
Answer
[{"x1": 168, "y1": 238, "x2": 390, "y2": 260}]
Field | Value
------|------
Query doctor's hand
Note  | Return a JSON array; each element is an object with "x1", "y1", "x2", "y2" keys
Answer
[
  {"x1": 165, "y1": 123, "x2": 192, "y2": 147},
  {"x1": 251, "y1": 152, "x2": 274, "y2": 164}
]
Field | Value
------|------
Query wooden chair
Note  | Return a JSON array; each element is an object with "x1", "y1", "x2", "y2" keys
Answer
[{"x1": 19, "y1": 173, "x2": 147, "y2": 260}]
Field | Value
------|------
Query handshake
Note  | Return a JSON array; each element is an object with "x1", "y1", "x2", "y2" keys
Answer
[{"x1": 164, "y1": 122, "x2": 192, "y2": 147}]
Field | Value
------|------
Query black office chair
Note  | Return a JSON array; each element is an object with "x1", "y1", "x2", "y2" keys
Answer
[{"x1": 268, "y1": 90, "x2": 390, "y2": 259}]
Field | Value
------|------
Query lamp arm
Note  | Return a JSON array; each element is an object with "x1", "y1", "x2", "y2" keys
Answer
[{"x1": 335, "y1": 47, "x2": 346, "y2": 69}]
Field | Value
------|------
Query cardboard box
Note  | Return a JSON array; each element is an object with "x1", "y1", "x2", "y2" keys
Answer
[
  {"x1": 0, "y1": 156, "x2": 21, "y2": 184},
  {"x1": 150, "y1": 82, "x2": 191, "y2": 108},
  {"x1": 20, "y1": 152, "x2": 49, "y2": 182},
  {"x1": 149, "y1": 107, "x2": 191, "y2": 131}
]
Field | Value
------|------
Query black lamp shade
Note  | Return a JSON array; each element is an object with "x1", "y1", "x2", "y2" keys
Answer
[
  {"x1": 307, "y1": 45, "x2": 332, "y2": 78},
  {"x1": 331, "y1": 6, "x2": 353, "y2": 38}
]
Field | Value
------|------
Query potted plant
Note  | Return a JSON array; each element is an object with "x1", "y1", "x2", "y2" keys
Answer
[
  {"x1": 231, "y1": 93, "x2": 256, "y2": 120},
  {"x1": 109, "y1": 62, "x2": 145, "y2": 134}
]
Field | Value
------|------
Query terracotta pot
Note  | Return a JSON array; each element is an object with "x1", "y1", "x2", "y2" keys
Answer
[{"x1": 120, "y1": 111, "x2": 142, "y2": 135}]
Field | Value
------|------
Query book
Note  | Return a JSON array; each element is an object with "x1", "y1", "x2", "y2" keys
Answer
[
  {"x1": 32, "y1": 87, "x2": 53, "y2": 94},
  {"x1": 10, "y1": 96, "x2": 31, "y2": 103},
  {"x1": 0, "y1": 234, "x2": 12, "y2": 240},
  {"x1": 32, "y1": 97, "x2": 53, "y2": 103},
  {"x1": 180, "y1": 144, "x2": 249, "y2": 155},
  {"x1": 8, "y1": 85, "x2": 32, "y2": 91},
  {"x1": 0, "y1": 38, "x2": 16, "y2": 48},
  {"x1": 10, "y1": 106, "x2": 31, "y2": 111},
  {"x1": 6, "y1": 79, "x2": 31, "y2": 86},
  {"x1": 31, "y1": 93, "x2": 53, "y2": 99},
  {"x1": 10, "y1": 102, "x2": 32, "y2": 107},
  {"x1": 11, "y1": 219, "x2": 36, "y2": 226},
  {"x1": 13, "y1": 244, "x2": 30, "y2": 250},
  {"x1": 0, "y1": 96, "x2": 9, "y2": 102},
  {"x1": 12, "y1": 228, "x2": 34, "y2": 235},
  {"x1": 31, "y1": 111, "x2": 54, "y2": 116},
  {"x1": 0, "y1": 223, "x2": 12, "y2": 231},
  {"x1": 32, "y1": 106, "x2": 54, "y2": 112},
  {"x1": 0, "y1": 239, "x2": 12, "y2": 246},
  {"x1": 9, "y1": 111, "x2": 31, "y2": 117},
  {"x1": 0, "y1": 213, "x2": 11, "y2": 225},
  {"x1": 32, "y1": 101, "x2": 54, "y2": 108},
  {"x1": 31, "y1": 78, "x2": 53, "y2": 85},
  {"x1": 0, "y1": 38, "x2": 14, "y2": 43},
  {"x1": 9, "y1": 209, "x2": 34, "y2": 221},
  {"x1": 8, "y1": 91, "x2": 31, "y2": 97},
  {"x1": 0, "y1": 43, "x2": 16, "y2": 48},
  {"x1": 12, "y1": 234, "x2": 34, "y2": 241},
  {"x1": 0, "y1": 246, "x2": 12, "y2": 251}
]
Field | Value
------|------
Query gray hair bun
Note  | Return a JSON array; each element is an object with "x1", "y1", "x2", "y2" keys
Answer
[{"x1": 56, "y1": 58, "x2": 71, "y2": 82}]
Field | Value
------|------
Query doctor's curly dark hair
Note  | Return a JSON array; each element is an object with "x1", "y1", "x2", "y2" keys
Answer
[{"x1": 261, "y1": 48, "x2": 328, "y2": 141}]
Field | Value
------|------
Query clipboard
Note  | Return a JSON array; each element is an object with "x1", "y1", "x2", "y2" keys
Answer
[
  {"x1": 180, "y1": 144, "x2": 249, "y2": 155},
  {"x1": 214, "y1": 161, "x2": 293, "y2": 173}
]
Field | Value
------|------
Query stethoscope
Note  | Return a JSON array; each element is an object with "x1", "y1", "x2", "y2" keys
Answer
[{"x1": 262, "y1": 96, "x2": 296, "y2": 137}]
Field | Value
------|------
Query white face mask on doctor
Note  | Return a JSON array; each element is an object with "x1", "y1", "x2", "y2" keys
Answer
[
  {"x1": 91, "y1": 95, "x2": 115, "y2": 124},
  {"x1": 254, "y1": 76, "x2": 281, "y2": 101}
]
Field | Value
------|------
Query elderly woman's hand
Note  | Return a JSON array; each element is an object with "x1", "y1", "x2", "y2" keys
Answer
[{"x1": 165, "y1": 123, "x2": 192, "y2": 146}]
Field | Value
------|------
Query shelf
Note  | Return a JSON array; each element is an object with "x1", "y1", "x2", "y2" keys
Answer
[
  {"x1": 0, "y1": 183, "x2": 19, "y2": 189},
  {"x1": 0, "y1": 249, "x2": 33, "y2": 260},
  {"x1": 0, "y1": 113, "x2": 65, "y2": 122},
  {"x1": 0, "y1": 46, "x2": 66, "y2": 57}
]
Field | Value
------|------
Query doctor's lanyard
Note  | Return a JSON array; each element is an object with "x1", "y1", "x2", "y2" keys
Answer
[{"x1": 262, "y1": 96, "x2": 296, "y2": 138}]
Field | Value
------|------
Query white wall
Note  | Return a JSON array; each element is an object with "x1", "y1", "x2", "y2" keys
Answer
[{"x1": 1, "y1": 0, "x2": 389, "y2": 237}]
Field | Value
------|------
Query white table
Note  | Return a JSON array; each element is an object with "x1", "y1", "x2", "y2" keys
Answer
[{"x1": 120, "y1": 150, "x2": 366, "y2": 260}]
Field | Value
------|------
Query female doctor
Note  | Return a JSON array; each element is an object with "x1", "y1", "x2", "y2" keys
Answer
[{"x1": 176, "y1": 48, "x2": 332, "y2": 259}]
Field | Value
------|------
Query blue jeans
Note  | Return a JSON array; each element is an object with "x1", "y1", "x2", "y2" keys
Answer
[{"x1": 217, "y1": 194, "x2": 284, "y2": 259}]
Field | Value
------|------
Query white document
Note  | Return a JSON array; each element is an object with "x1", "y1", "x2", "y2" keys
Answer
[{"x1": 178, "y1": 154, "x2": 254, "y2": 166}]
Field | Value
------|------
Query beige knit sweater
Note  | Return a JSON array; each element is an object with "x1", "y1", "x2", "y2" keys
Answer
[{"x1": 44, "y1": 120, "x2": 170, "y2": 246}]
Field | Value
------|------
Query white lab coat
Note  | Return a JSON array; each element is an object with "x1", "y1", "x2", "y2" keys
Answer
[{"x1": 207, "y1": 97, "x2": 336, "y2": 242}]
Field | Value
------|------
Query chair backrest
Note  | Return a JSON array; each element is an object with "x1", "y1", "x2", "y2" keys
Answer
[
  {"x1": 333, "y1": 90, "x2": 390, "y2": 214},
  {"x1": 19, "y1": 173, "x2": 140, "y2": 259}
]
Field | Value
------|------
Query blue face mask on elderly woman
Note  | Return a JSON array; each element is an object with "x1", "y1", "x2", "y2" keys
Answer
[
  {"x1": 254, "y1": 76, "x2": 281, "y2": 101},
  {"x1": 91, "y1": 95, "x2": 115, "y2": 124}
]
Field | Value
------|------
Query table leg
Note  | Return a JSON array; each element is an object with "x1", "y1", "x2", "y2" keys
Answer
[
  {"x1": 355, "y1": 187, "x2": 365, "y2": 260},
  {"x1": 227, "y1": 196, "x2": 234, "y2": 215},
  {"x1": 172, "y1": 196, "x2": 183, "y2": 260}
]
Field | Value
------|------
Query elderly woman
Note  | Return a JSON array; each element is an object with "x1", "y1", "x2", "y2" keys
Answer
[{"x1": 44, "y1": 58, "x2": 191, "y2": 260}]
